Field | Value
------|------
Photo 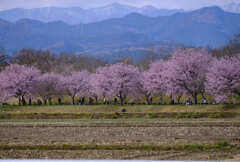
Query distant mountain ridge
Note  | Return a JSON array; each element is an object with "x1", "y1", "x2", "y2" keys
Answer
[
  {"x1": 0, "y1": 6, "x2": 240, "y2": 59},
  {"x1": 222, "y1": 2, "x2": 240, "y2": 13},
  {"x1": 0, "y1": 3, "x2": 183, "y2": 24}
]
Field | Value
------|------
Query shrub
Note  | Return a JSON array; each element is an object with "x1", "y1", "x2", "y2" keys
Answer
[
  {"x1": 208, "y1": 112, "x2": 224, "y2": 118},
  {"x1": 146, "y1": 113, "x2": 158, "y2": 119},
  {"x1": 217, "y1": 141, "x2": 229, "y2": 147},
  {"x1": 103, "y1": 113, "x2": 118, "y2": 119},
  {"x1": 176, "y1": 112, "x2": 201, "y2": 119}
]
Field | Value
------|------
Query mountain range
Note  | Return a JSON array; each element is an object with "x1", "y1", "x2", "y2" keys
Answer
[
  {"x1": 0, "y1": 6, "x2": 240, "y2": 60},
  {"x1": 0, "y1": 3, "x2": 183, "y2": 24},
  {"x1": 223, "y1": 2, "x2": 240, "y2": 13}
]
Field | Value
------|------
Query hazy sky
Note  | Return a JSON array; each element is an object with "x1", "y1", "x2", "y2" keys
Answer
[{"x1": 0, "y1": 0, "x2": 239, "y2": 10}]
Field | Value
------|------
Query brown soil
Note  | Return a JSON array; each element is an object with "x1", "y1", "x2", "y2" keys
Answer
[
  {"x1": 1, "y1": 125, "x2": 240, "y2": 146},
  {"x1": 1, "y1": 120, "x2": 240, "y2": 160}
]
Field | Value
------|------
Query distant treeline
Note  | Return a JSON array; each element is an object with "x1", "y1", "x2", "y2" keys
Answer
[
  {"x1": 0, "y1": 49, "x2": 106, "y2": 73},
  {"x1": 0, "y1": 34, "x2": 240, "y2": 73}
]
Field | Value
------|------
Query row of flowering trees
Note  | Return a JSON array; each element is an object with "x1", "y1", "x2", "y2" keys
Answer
[{"x1": 0, "y1": 48, "x2": 239, "y2": 105}]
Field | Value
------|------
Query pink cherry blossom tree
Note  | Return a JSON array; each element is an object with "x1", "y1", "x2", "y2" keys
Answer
[
  {"x1": 162, "y1": 60, "x2": 184, "y2": 104},
  {"x1": 95, "y1": 66, "x2": 113, "y2": 101},
  {"x1": 166, "y1": 48, "x2": 213, "y2": 104},
  {"x1": 32, "y1": 73, "x2": 61, "y2": 105},
  {"x1": 145, "y1": 60, "x2": 167, "y2": 104},
  {"x1": 206, "y1": 54, "x2": 240, "y2": 103},
  {"x1": 60, "y1": 71, "x2": 89, "y2": 104},
  {"x1": 96, "y1": 63, "x2": 140, "y2": 105},
  {"x1": 138, "y1": 71, "x2": 154, "y2": 104},
  {"x1": 0, "y1": 64, "x2": 40, "y2": 105},
  {"x1": 88, "y1": 73, "x2": 104, "y2": 104},
  {"x1": 0, "y1": 78, "x2": 9, "y2": 104}
]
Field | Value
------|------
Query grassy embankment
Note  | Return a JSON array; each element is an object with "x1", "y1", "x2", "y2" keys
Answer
[
  {"x1": 2, "y1": 104, "x2": 240, "y2": 113},
  {"x1": 0, "y1": 104, "x2": 240, "y2": 119}
]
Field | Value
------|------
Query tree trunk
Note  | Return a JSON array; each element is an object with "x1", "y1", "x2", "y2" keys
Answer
[
  {"x1": 145, "y1": 94, "x2": 151, "y2": 105},
  {"x1": 146, "y1": 97, "x2": 150, "y2": 105},
  {"x1": 28, "y1": 98, "x2": 32, "y2": 105},
  {"x1": 159, "y1": 95, "x2": 163, "y2": 104},
  {"x1": 58, "y1": 98, "x2": 62, "y2": 105},
  {"x1": 120, "y1": 97, "x2": 124, "y2": 105},
  {"x1": 193, "y1": 94, "x2": 198, "y2": 104},
  {"x1": 48, "y1": 98, "x2": 52, "y2": 105},
  {"x1": 170, "y1": 95, "x2": 174, "y2": 105},
  {"x1": 18, "y1": 97, "x2": 22, "y2": 105},
  {"x1": 95, "y1": 97, "x2": 98, "y2": 104},
  {"x1": 119, "y1": 91, "x2": 124, "y2": 105},
  {"x1": 177, "y1": 96, "x2": 182, "y2": 104},
  {"x1": 43, "y1": 99, "x2": 47, "y2": 105},
  {"x1": 72, "y1": 96, "x2": 75, "y2": 105},
  {"x1": 176, "y1": 96, "x2": 182, "y2": 104},
  {"x1": 22, "y1": 96, "x2": 26, "y2": 105}
]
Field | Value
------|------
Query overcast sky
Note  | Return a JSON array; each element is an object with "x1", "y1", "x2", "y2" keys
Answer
[{"x1": 0, "y1": 0, "x2": 239, "y2": 10}]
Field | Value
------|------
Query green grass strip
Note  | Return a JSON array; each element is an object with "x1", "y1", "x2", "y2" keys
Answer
[
  {"x1": 0, "y1": 142, "x2": 238, "y2": 151},
  {"x1": 0, "y1": 112, "x2": 237, "y2": 119}
]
